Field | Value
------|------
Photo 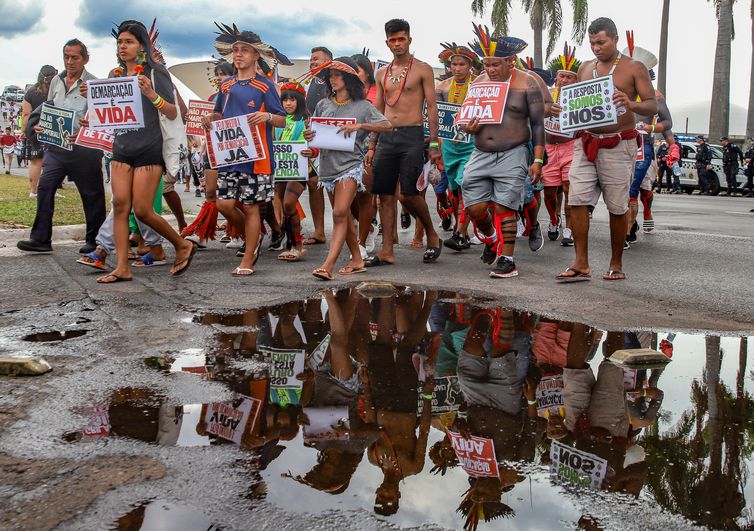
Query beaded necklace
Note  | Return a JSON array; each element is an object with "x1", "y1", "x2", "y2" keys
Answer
[
  {"x1": 383, "y1": 54, "x2": 414, "y2": 107},
  {"x1": 448, "y1": 74, "x2": 471, "y2": 104}
]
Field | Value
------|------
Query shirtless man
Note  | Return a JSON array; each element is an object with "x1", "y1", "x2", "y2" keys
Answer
[
  {"x1": 366, "y1": 18, "x2": 442, "y2": 266},
  {"x1": 621, "y1": 40, "x2": 673, "y2": 244},
  {"x1": 555, "y1": 18, "x2": 657, "y2": 282},
  {"x1": 461, "y1": 25, "x2": 545, "y2": 278},
  {"x1": 436, "y1": 43, "x2": 480, "y2": 252},
  {"x1": 543, "y1": 45, "x2": 581, "y2": 246}
]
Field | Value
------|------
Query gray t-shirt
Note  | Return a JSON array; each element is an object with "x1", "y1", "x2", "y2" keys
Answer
[{"x1": 313, "y1": 97, "x2": 386, "y2": 180}]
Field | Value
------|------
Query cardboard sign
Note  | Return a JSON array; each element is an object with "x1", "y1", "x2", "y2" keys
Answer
[
  {"x1": 185, "y1": 99, "x2": 215, "y2": 136},
  {"x1": 550, "y1": 440, "x2": 608, "y2": 489},
  {"x1": 75, "y1": 115, "x2": 114, "y2": 153},
  {"x1": 417, "y1": 376, "x2": 463, "y2": 414},
  {"x1": 87, "y1": 76, "x2": 144, "y2": 130},
  {"x1": 262, "y1": 347, "x2": 305, "y2": 406},
  {"x1": 536, "y1": 375, "x2": 565, "y2": 419},
  {"x1": 38, "y1": 104, "x2": 75, "y2": 150},
  {"x1": 206, "y1": 115, "x2": 265, "y2": 169},
  {"x1": 454, "y1": 82, "x2": 509, "y2": 126},
  {"x1": 204, "y1": 394, "x2": 262, "y2": 445},
  {"x1": 558, "y1": 75, "x2": 617, "y2": 133},
  {"x1": 309, "y1": 117, "x2": 357, "y2": 152},
  {"x1": 273, "y1": 141, "x2": 308, "y2": 181},
  {"x1": 448, "y1": 430, "x2": 499, "y2": 477},
  {"x1": 423, "y1": 102, "x2": 471, "y2": 143}
]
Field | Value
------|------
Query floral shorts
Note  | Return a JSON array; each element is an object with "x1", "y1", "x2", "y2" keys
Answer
[{"x1": 217, "y1": 172, "x2": 273, "y2": 205}]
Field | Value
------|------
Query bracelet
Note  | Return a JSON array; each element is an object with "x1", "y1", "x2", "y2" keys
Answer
[
  {"x1": 533, "y1": 158, "x2": 544, "y2": 165},
  {"x1": 422, "y1": 392, "x2": 433, "y2": 400},
  {"x1": 651, "y1": 125, "x2": 655, "y2": 134},
  {"x1": 429, "y1": 142, "x2": 440, "y2": 149},
  {"x1": 527, "y1": 399, "x2": 537, "y2": 406},
  {"x1": 150, "y1": 95, "x2": 162, "y2": 105},
  {"x1": 154, "y1": 98, "x2": 166, "y2": 110},
  {"x1": 268, "y1": 112, "x2": 273, "y2": 122}
]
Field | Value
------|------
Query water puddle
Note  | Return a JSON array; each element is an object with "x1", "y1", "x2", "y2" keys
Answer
[
  {"x1": 115, "y1": 500, "x2": 221, "y2": 530},
  {"x1": 22, "y1": 329, "x2": 88, "y2": 342},
  {"x1": 84, "y1": 286, "x2": 751, "y2": 530}
]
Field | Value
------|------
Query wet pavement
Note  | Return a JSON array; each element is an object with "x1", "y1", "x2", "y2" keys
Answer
[{"x1": 4, "y1": 287, "x2": 751, "y2": 529}]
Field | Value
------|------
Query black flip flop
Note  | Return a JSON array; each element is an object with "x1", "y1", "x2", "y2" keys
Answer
[
  {"x1": 172, "y1": 242, "x2": 198, "y2": 277},
  {"x1": 423, "y1": 240, "x2": 443, "y2": 263},
  {"x1": 556, "y1": 267, "x2": 591, "y2": 283},
  {"x1": 364, "y1": 255, "x2": 394, "y2": 267}
]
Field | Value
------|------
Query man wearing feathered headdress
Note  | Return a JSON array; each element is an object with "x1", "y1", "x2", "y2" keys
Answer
[
  {"x1": 621, "y1": 31, "x2": 673, "y2": 244},
  {"x1": 200, "y1": 23, "x2": 289, "y2": 277},
  {"x1": 541, "y1": 44, "x2": 581, "y2": 247},
  {"x1": 459, "y1": 23, "x2": 545, "y2": 280},
  {"x1": 554, "y1": 17, "x2": 657, "y2": 284},
  {"x1": 436, "y1": 43, "x2": 480, "y2": 253}
]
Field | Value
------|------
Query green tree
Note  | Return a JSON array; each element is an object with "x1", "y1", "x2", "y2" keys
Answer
[
  {"x1": 709, "y1": 0, "x2": 736, "y2": 140},
  {"x1": 471, "y1": 0, "x2": 589, "y2": 67}
]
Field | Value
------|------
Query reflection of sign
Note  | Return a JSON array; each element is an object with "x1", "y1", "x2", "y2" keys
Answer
[
  {"x1": 75, "y1": 116, "x2": 114, "y2": 153},
  {"x1": 424, "y1": 102, "x2": 471, "y2": 143},
  {"x1": 273, "y1": 141, "x2": 308, "y2": 181},
  {"x1": 536, "y1": 375, "x2": 564, "y2": 418},
  {"x1": 185, "y1": 99, "x2": 215, "y2": 136},
  {"x1": 262, "y1": 347, "x2": 305, "y2": 406},
  {"x1": 206, "y1": 115, "x2": 265, "y2": 169},
  {"x1": 303, "y1": 407, "x2": 349, "y2": 441},
  {"x1": 559, "y1": 75, "x2": 617, "y2": 133},
  {"x1": 454, "y1": 82, "x2": 509, "y2": 125},
  {"x1": 204, "y1": 394, "x2": 262, "y2": 445},
  {"x1": 81, "y1": 404, "x2": 111, "y2": 439},
  {"x1": 306, "y1": 333, "x2": 330, "y2": 371},
  {"x1": 87, "y1": 76, "x2": 144, "y2": 130},
  {"x1": 550, "y1": 440, "x2": 608, "y2": 489},
  {"x1": 417, "y1": 376, "x2": 462, "y2": 414},
  {"x1": 38, "y1": 104, "x2": 75, "y2": 150},
  {"x1": 448, "y1": 430, "x2": 499, "y2": 478}
]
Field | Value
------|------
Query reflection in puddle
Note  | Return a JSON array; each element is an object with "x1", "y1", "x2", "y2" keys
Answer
[
  {"x1": 116, "y1": 500, "x2": 221, "y2": 531},
  {"x1": 22, "y1": 329, "x2": 88, "y2": 342},
  {"x1": 81, "y1": 287, "x2": 751, "y2": 530}
]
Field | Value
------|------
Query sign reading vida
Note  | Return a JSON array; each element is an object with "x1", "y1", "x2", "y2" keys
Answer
[
  {"x1": 206, "y1": 115, "x2": 265, "y2": 169},
  {"x1": 558, "y1": 75, "x2": 617, "y2": 133},
  {"x1": 87, "y1": 77, "x2": 144, "y2": 130},
  {"x1": 454, "y1": 82, "x2": 509, "y2": 126}
]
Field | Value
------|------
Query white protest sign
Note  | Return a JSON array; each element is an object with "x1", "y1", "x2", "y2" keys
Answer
[
  {"x1": 204, "y1": 394, "x2": 262, "y2": 445},
  {"x1": 536, "y1": 375, "x2": 565, "y2": 419},
  {"x1": 206, "y1": 115, "x2": 266, "y2": 169},
  {"x1": 262, "y1": 347, "x2": 305, "y2": 406},
  {"x1": 545, "y1": 89, "x2": 574, "y2": 138},
  {"x1": 454, "y1": 82, "x2": 509, "y2": 126},
  {"x1": 558, "y1": 75, "x2": 617, "y2": 133},
  {"x1": 273, "y1": 141, "x2": 308, "y2": 181},
  {"x1": 87, "y1": 76, "x2": 144, "y2": 130},
  {"x1": 447, "y1": 430, "x2": 500, "y2": 478},
  {"x1": 549, "y1": 439, "x2": 608, "y2": 489},
  {"x1": 303, "y1": 407, "x2": 350, "y2": 441},
  {"x1": 309, "y1": 117, "x2": 357, "y2": 152},
  {"x1": 75, "y1": 114, "x2": 114, "y2": 153}
]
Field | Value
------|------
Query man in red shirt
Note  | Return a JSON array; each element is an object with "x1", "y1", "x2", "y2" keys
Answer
[{"x1": 1, "y1": 127, "x2": 16, "y2": 174}]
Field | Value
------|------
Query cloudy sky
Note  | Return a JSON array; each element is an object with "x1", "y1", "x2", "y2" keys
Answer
[{"x1": 1, "y1": 0, "x2": 751, "y2": 131}]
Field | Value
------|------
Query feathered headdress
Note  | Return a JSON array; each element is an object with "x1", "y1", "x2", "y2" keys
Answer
[
  {"x1": 547, "y1": 42, "x2": 581, "y2": 75},
  {"x1": 213, "y1": 22, "x2": 293, "y2": 72},
  {"x1": 111, "y1": 18, "x2": 160, "y2": 51},
  {"x1": 439, "y1": 42, "x2": 482, "y2": 70},
  {"x1": 519, "y1": 56, "x2": 554, "y2": 87},
  {"x1": 456, "y1": 487, "x2": 514, "y2": 531},
  {"x1": 297, "y1": 58, "x2": 362, "y2": 85},
  {"x1": 469, "y1": 23, "x2": 527, "y2": 59},
  {"x1": 621, "y1": 30, "x2": 657, "y2": 79}
]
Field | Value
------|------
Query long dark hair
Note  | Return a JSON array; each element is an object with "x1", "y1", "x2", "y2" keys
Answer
[
  {"x1": 280, "y1": 89, "x2": 308, "y2": 121},
  {"x1": 324, "y1": 57, "x2": 364, "y2": 101},
  {"x1": 350, "y1": 54, "x2": 375, "y2": 86},
  {"x1": 34, "y1": 65, "x2": 57, "y2": 94},
  {"x1": 115, "y1": 20, "x2": 169, "y2": 76}
]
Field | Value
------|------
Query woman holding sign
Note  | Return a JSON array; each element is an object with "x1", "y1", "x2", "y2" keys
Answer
[
  {"x1": 91, "y1": 20, "x2": 197, "y2": 283},
  {"x1": 302, "y1": 58, "x2": 392, "y2": 280}
]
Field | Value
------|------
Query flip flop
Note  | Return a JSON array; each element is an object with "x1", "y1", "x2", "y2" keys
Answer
[
  {"x1": 132, "y1": 252, "x2": 167, "y2": 268},
  {"x1": 312, "y1": 267, "x2": 333, "y2": 281},
  {"x1": 303, "y1": 237, "x2": 326, "y2": 245},
  {"x1": 338, "y1": 265, "x2": 367, "y2": 275},
  {"x1": 556, "y1": 267, "x2": 592, "y2": 283},
  {"x1": 96, "y1": 273, "x2": 132, "y2": 284},
  {"x1": 409, "y1": 240, "x2": 424, "y2": 249},
  {"x1": 171, "y1": 241, "x2": 198, "y2": 276},
  {"x1": 77, "y1": 252, "x2": 108, "y2": 271},
  {"x1": 231, "y1": 267, "x2": 254, "y2": 277},
  {"x1": 602, "y1": 270, "x2": 626, "y2": 281},
  {"x1": 278, "y1": 248, "x2": 307, "y2": 262},
  {"x1": 364, "y1": 255, "x2": 394, "y2": 267},
  {"x1": 423, "y1": 240, "x2": 443, "y2": 263}
]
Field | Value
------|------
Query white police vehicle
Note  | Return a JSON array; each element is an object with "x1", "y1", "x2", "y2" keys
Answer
[{"x1": 677, "y1": 138, "x2": 746, "y2": 195}]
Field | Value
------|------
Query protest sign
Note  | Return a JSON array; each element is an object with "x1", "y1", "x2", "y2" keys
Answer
[
  {"x1": 262, "y1": 347, "x2": 305, "y2": 406},
  {"x1": 87, "y1": 76, "x2": 144, "y2": 130},
  {"x1": 303, "y1": 407, "x2": 350, "y2": 441},
  {"x1": 447, "y1": 430, "x2": 499, "y2": 478},
  {"x1": 549, "y1": 440, "x2": 608, "y2": 489},
  {"x1": 417, "y1": 376, "x2": 463, "y2": 415},
  {"x1": 423, "y1": 102, "x2": 471, "y2": 143},
  {"x1": 558, "y1": 75, "x2": 617, "y2": 133},
  {"x1": 306, "y1": 333, "x2": 330, "y2": 371},
  {"x1": 309, "y1": 117, "x2": 357, "y2": 152},
  {"x1": 536, "y1": 375, "x2": 565, "y2": 419},
  {"x1": 204, "y1": 394, "x2": 262, "y2": 445},
  {"x1": 75, "y1": 115, "x2": 114, "y2": 153},
  {"x1": 454, "y1": 82, "x2": 509, "y2": 126},
  {"x1": 185, "y1": 99, "x2": 215, "y2": 136},
  {"x1": 273, "y1": 141, "x2": 308, "y2": 181},
  {"x1": 79, "y1": 404, "x2": 111, "y2": 440},
  {"x1": 636, "y1": 134, "x2": 645, "y2": 161},
  {"x1": 37, "y1": 104, "x2": 75, "y2": 150},
  {"x1": 206, "y1": 115, "x2": 265, "y2": 169}
]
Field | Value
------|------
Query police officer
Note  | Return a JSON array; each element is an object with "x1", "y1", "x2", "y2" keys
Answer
[
  {"x1": 720, "y1": 136, "x2": 744, "y2": 196},
  {"x1": 743, "y1": 137, "x2": 754, "y2": 197},
  {"x1": 655, "y1": 140, "x2": 670, "y2": 192},
  {"x1": 695, "y1": 135, "x2": 713, "y2": 195}
]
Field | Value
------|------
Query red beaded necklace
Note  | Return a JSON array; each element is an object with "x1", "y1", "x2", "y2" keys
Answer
[{"x1": 383, "y1": 54, "x2": 414, "y2": 108}]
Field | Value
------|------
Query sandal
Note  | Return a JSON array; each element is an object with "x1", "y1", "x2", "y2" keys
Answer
[
  {"x1": 303, "y1": 237, "x2": 326, "y2": 245},
  {"x1": 312, "y1": 267, "x2": 333, "y2": 281},
  {"x1": 171, "y1": 241, "x2": 198, "y2": 276},
  {"x1": 556, "y1": 267, "x2": 591, "y2": 283},
  {"x1": 423, "y1": 240, "x2": 443, "y2": 263},
  {"x1": 338, "y1": 265, "x2": 367, "y2": 275},
  {"x1": 231, "y1": 267, "x2": 254, "y2": 277},
  {"x1": 602, "y1": 270, "x2": 626, "y2": 281},
  {"x1": 278, "y1": 248, "x2": 307, "y2": 262},
  {"x1": 409, "y1": 239, "x2": 424, "y2": 249},
  {"x1": 77, "y1": 251, "x2": 108, "y2": 271},
  {"x1": 96, "y1": 273, "x2": 132, "y2": 284},
  {"x1": 132, "y1": 252, "x2": 166, "y2": 268}
]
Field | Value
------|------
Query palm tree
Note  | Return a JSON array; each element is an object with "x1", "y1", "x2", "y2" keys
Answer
[
  {"x1": 470, "y1": 0, "x2": 589, "y2": 67},
  {"x1": 657, "y1": 0, "x2": 671, "y2": 96},
  {"x1": 709, "y1": 0, "x2": 736, "y2": 140},
  {"x1": 746, "y1": 0, "x2": 754, "y2": 138}
]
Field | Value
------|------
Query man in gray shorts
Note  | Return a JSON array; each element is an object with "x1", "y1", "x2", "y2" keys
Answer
[{"x1": 461, "y1": 25, "x2": 545, "y2": 278}]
